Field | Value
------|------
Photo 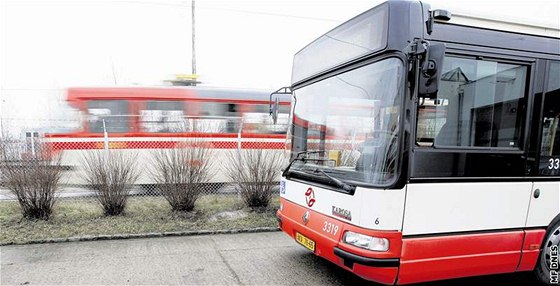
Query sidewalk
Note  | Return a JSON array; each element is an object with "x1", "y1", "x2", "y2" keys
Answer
[
  {"x1": 0, "y1": 231, "x2": 538, "y2": 285},
  {"x1": 0, "y1": 232, "x2": 366, "y2": 285}
]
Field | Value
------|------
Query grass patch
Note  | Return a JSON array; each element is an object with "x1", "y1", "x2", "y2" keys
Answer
[{"x1": 0, "y1": 195, "x2": 279, "y2": 245}]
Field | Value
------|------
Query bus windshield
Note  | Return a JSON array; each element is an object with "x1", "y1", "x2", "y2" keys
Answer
[{"x1": 288, "y1": 57, "x2": 403, "y2": 186}]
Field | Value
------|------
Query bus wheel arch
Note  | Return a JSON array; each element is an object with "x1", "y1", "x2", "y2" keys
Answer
[{"x1": 534, "y1": 214, "x2": 560, "y2": 284}]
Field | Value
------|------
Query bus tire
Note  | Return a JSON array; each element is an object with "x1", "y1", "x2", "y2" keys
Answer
[{"x1": 535, "y1": 219, "x2": 560, "y2": 285}]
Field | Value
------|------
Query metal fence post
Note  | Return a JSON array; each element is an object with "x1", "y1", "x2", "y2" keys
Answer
[
  {"x1": 30, "y1": 133, "x2": 36, "y2": 157},
  {"x1": 237, "y1": 118, "x2": 243, "y2": 158},
  {"x1": 102, "y1": 119, "x2": 109, "y2": 170},
  {"x1": 102, "y1": 119, "x2": 109, "y2": 154}
]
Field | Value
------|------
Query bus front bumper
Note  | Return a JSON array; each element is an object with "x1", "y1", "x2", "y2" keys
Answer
[{"x1": 276, "y1": 198, "x2": 402, "y2": 285}]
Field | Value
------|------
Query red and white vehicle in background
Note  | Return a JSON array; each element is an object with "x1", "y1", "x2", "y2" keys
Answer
[
  {"x1": 275, "y1": 1, "x2": 560, "y2": 285},
  {"x1": 43, "y1": 86, "x2": 291, "y2": 184}
]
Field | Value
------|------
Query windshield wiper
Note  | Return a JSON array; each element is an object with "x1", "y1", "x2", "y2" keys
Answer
[
  {"x1": 315, "y1": 168, "x2": 355, "y2": 192},
  {"x1": 282, "y1": 150, "x2": 328, "y2": 177}
]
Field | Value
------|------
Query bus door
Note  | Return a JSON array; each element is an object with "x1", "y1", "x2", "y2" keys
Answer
[
  {"x1": 526, "y1": 61, "x2": 560, "y2": 228},
  {"x1": 400, "y1": 54, "x2": 534, "y2": 283}
]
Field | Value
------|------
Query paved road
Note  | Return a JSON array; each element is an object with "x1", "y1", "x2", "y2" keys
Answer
[{"x1": 0, "y1": 232, "x2": 539, "y2": 285}]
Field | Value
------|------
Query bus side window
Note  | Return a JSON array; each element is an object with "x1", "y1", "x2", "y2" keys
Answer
[
  {"x1": 416, "y1": 98, "x2": 447, "y2": 146},
  {"x1": 539, "y1": 61, "x2": 560, "y2": 175},
  {"x1": 417, "y1": 56, "x2": 528, "y2": 149},
  {"x1": 87, "y1": 100, "x2": 130, "y2": 133}
]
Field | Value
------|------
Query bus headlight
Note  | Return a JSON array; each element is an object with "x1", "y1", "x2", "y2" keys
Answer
[{"x1": 343, "y1": 231, "x2": 389, "y2": 252}]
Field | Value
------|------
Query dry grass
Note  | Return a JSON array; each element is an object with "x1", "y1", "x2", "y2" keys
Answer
[{"x1": 0, "y1": 195, "x2": 279, "y2": 245}]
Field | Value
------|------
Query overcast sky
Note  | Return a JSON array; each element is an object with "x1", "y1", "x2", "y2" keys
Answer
[{"x1": 0, "y1": 0, "x2": 559, "y2": 122}]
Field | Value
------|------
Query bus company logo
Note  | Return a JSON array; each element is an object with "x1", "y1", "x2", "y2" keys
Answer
[
  {"x1": 302, "y1": 210, "x2": 310, "y2": 225},
  {"x1": 305, "y1": 188, "x2": 316, "y2": 207},
  {"x1": 332, "y1": 206, "x2": 352, "y2": 221}
]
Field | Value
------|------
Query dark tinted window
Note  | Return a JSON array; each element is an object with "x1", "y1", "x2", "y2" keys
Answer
[
  {"x1": 87, "y1": 100, "x2": 130, "y2": 133},
  {"x1": 539, "y1": 61, "x2": 560, "y2": 175},
  {"x1": 417, "y1": 56, "x2": 527, "y2": 148}
]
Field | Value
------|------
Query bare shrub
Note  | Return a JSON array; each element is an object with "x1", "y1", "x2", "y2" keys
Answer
[
  {"x1": 0, "y1": 138, "x2": 62, "y2": 220},
  {"x1": 225, "y1": 149, "x2": 284, "y2": 208},
  {"x1": 81, "y1": 151, "x2": 139, "y2": 216},
  {"x1": 150, "y1": 142, "x2": 214, "y2": 212}
]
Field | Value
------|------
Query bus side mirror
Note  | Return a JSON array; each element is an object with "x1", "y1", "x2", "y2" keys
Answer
[
  {"x1": 269, "y1": 86, "x2": 292, "y2": 125},
  {"x1": 418, "y1": 43, "x2": 445, "y2": 97}
]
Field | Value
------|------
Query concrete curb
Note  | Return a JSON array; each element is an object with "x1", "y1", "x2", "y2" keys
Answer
[{"x1": 0, "y1": 227, "x2": 281, "y2": 246}]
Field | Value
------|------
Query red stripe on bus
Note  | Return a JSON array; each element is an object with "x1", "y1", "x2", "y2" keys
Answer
[
  {"x1": 45, "y1": 132, "x2": 287, "y2": 139},
  {"x1": 398, "y1": 231, "x2": 525, "y2": 284},
  {"x1": 67, "y1": 87, "x2": 291, "y2": 104},
  {"x1": 47, "y1": 141, "x2": 285, "y2": 150}
]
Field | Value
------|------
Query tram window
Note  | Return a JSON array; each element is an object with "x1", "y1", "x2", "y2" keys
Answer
[
  {"x1": 87, "y1": 100, "x2": 130, "y2": 133},
  {"x1": 140, "y1": 101, "x2": 185, "y2": 133},
  {"x1": 198, "y1": 102, "x2": 239, "y2": 133},
  {"x1": 199, "y1": 102, "x2": 229, "y2": 116},
  {"x1": 417, "y1": 56, "x2": 527, "y2": 149},
  {"x1": 243, "y1": 104, "x2": 289, "y2": 134},
  {"x1": 539, "y1": 61, "x2": 560, "y2": 175}
]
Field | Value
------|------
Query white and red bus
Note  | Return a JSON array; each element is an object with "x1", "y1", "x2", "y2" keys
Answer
[
  {"x1": 43, "y1": 86, "x2": 291, "y2": 185},
  {"x1": 275, "y1": 1, "x2": 560, "y2": 284}
]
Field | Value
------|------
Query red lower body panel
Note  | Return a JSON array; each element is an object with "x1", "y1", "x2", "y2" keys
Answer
[
  {"x1": 517, "y1": 229, "x2": 547, "y2": 272},
  {"x1": 398, "y1": 229, "x2": 546, "y2": 284},
  {"x1": 277, "y1": 198, "x2": 401, "y2": 285},
  {"x1": 278, "y1": 198, "x2": 547, "y2": 285}
]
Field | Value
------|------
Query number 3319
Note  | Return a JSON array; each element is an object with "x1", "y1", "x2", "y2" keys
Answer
[{"x1": 322, "y1": 222, "x2": 339, "y2": 235}]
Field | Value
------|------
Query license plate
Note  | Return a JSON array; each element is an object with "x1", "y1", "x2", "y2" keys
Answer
[{"x1": 295, "y1": 232, "x2": 316, "y2": 252}]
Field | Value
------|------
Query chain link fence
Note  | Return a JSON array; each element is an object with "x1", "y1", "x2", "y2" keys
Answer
[{"x1": 0, "y1": 116, "x2": 288, "y2": 216}]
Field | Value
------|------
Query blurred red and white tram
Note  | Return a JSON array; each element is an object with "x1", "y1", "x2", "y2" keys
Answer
[{"x1": 43, "y1": 86, "x2": 291, "y2": 184}]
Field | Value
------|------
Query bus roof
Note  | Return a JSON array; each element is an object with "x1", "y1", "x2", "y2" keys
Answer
[
  {"x1": 428, "y1": 21, "x2": 560, "y2": 58},
  {"x1": 446, "y1": 13, "x2": 560, "y2": 38}
]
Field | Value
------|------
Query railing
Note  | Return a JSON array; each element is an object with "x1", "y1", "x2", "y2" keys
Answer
[{"x1": 0, "y1": 117, "x2": 289, "y2": 201}]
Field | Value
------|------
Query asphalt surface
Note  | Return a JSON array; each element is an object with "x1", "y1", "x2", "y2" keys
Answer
[{"x1": 0, "y1": 232, "x2": 540, "y2": 285}]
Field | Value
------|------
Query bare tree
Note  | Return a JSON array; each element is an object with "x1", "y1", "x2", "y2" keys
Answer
[
  {"x1": 81, "y1": 151, "x2": 139, "y2": 216},
  {"x1": 224, "y1": 149, "x2": 284, "y2": 208},
  {"x1": 0, "y1": 138, "x2": 62, "y2": 220},
  {"x1": 149, "y1": 142, "x2": 214, "y2": 212}
]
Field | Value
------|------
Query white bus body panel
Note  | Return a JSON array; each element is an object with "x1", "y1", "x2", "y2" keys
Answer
[
  {"x1": 44, "y1": 136, "x2": 286, "y2": 184},
  {"x1": 359, "y1": 187, "x2": 406, "y2": 230},
  {"x1": 526, "y1": 182, "x2": 560, "y2": 228},
  {"x1": 281, "y1": 178, "x2": 406, "y2": 231},
  {"x1": 402, "y1": 182, "x2": 532, "y2": 236}
]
